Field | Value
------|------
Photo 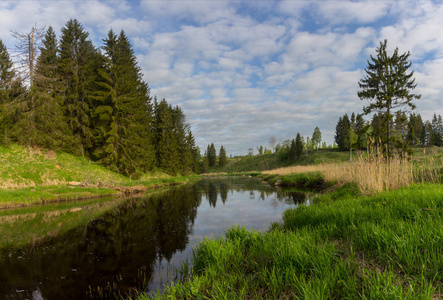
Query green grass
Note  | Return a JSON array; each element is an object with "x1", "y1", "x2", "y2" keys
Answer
[
  {"x1": 141, "y1": 183, "x2": 443, "y2": 299},
  {"x1": 260, "y1": 171, "x2": 328, "y2": 191},
  {"x1": 207, "y1": 149, "x2": 354, "y2": 173},
  {"x1": 207, "y1": 146, "x2": 443, "y2": 174},
  {"x1": 0, "y1": 144, "x2": 201, "y2": 207}
]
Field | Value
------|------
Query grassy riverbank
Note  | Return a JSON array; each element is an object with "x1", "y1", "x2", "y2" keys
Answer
[
  {"x1": 0, "y1": 144, "x2": 200, "y2": 208},
  {"x1": 137, "y1": 147, "x2": 443, "y2": 299},
  {"x1": 142, "y1": 183, "x2": 442, "y2": 299}
]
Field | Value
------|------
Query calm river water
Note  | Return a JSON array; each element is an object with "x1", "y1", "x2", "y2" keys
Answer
[{"x1": 0, "y1": 177, "x2": 309, "y2": 299}]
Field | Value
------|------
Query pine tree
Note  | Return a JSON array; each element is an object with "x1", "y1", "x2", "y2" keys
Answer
[
  {"x1": 219, "y1": 145, "x2": 227, "y2": 166},
  {"x1": 371, "y1": 113, "x2": 388, "y2": 145},
  {"x1": 358, "y1": 40, "x2": 421, "y2": 154}
]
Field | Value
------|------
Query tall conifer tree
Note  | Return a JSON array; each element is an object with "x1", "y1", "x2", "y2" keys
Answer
[
  {"x1": 30, "y1": 26, "x2": 72, "y2": 150},
  {"x1": 58, "y1": 19, "x2": 98, "y2": 156},
  {"x1": 358, "y1": 40, "x2": 421, "y2": 154},
  {"x1": 94, "y1": 29, "x2": 154, "y2": 176},
  {"x1": 0, "y1": 40, "x2": 22, "y2": 145},
  {"x1": 219, "y1": 145, "x2": 227, "y2": 166}
]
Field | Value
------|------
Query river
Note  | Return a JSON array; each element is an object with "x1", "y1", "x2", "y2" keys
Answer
[{"x1": 0, "y1": 177, "x2": 309, "y2": 299}]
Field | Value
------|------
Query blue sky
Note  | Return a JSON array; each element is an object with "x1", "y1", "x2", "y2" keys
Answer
[{"x1": 1, "y1": 0, "x2": 442, "y2": 155}]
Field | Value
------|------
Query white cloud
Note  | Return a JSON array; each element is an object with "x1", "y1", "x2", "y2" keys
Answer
[
  {"x1": 315, "y1": 1, "x2": 391, "y2": 24},
  {"x1": 1, "y1": 0, "x2": 442, "y2": 155}
]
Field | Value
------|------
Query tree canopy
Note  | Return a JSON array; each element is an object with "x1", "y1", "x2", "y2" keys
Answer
[
  {"x1": 0, "y1": 20, "x2": 199, "y2": 177},
  {"x1": 358, "y1": 40, "x2": 421, "y2": 153}
]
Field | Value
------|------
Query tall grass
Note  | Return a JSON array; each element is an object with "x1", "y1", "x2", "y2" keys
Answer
[
  {"x1": 141, "y1": 184, "x2": 443, "y2": 300},
  {"x1": 263, "y1": 146, "x2": 441, "y2": 194}
]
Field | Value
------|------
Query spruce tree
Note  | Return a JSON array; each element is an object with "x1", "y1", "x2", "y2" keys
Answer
[
  {"x1": 207, "y1": 143, "x2": 216, "y2": 166},
  {"x1": 0, "y1": 40, "x2": 22, "y2": 145},
  {"x1": 288, "y1": 139, "x2": 296, "y2": 162},
  {"x1": 219, "y1": 145, "x2": 227, "y2": 167},
  {"x1": 335, "y1": 114, "x2": 351, "y2": 150},
  {"x1": 58, "y1": 19, "x2": 98, "y2": 156},
  {"x1": 172, "y1": 106, "x2": 192, "y2": 175},
  {"x1": 153, "y1": 99, "x2": 178, "y2": 175},
  {"x1": 394, "y1": 111, "x2": 408, "y2": 145},
  {"x1": 295, "y1": 133, "x2": 303, "y2": 160},
  {"x1": 93, "y1": 29, "x2": 154, "y2": 176},
  {"x1": 354, "y1": 114, "x2": 367, "y2": 149},
  {"x1": 30, "y1": 26, "x2": 72, "y2": 150},
  {"x1": 430, "y1": 114, "x2": 443, "y2": 146},
  {"x1": 203, "y1": 150, "x2": 209, "y2": 173},
  {"x1": 9, "y1": 25, "x2": 46, "y2": 146},
  {"x1": 407, "y1": 113, "x2": 424, "y2": 146}
]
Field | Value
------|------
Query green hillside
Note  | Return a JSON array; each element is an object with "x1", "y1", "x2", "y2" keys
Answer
[{"x1": 0, "y1": 144, "x2": 198, "y2": 208}]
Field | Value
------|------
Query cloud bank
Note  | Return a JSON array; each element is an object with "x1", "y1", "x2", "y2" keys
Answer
[{"x1": 1, "y1": 0, "x2": 442, "y2": 155}]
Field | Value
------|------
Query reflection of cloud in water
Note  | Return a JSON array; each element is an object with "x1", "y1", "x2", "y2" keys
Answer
[{"x1": 151, "y1": 178, "x2": 308, "y2": 293}]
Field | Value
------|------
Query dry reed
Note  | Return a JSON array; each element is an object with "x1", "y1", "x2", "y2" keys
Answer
[{"x1": 263, "y1": 146, "x2": 440, "y2": 195}]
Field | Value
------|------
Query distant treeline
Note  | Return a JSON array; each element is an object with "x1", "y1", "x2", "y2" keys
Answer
[
  {"x1": 0, "y1": 20, "x2": 199, "y2": 177},
  {"x1": 335, "y1": 112, "x2": 443, "y2": 151}
]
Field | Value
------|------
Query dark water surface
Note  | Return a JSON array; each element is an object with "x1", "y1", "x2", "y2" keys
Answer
[{"x1": 0, "y1": 177, "x2": 308, "y2": 299}]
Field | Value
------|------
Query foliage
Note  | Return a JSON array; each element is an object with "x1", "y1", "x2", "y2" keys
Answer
[
  {"x1": 358, "y1": 40, "x2": 421, "y2": 154},
  {"x1": 311, "y1": 126, "x2": 321, "y2": 151},
  {"x1": 335, "y1": 114, "x2": 350, "y2": 150},
  {"x1": 295, "y1": 133, "x2": 303, "y2": 160},
  {"x1": 0, "y1": 39, "x2": 22, "y2": 145},
  {"x1": 0, "y1": 21, "x2": 198, "y2": 177},
  {"x1": 207, "y1": 143, "x2": 217, "y2": 166},
  {"x1": 219, "y1": 145, "x2": 227, "y2": 166}
]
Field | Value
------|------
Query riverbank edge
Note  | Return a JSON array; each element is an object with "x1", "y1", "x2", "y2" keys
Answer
[
  {"x1": 0, "y1": 175, "x2": 203, "y2": 210},
  {"x1": 137, "y1": 178, "x2": 443, "y2": 299}
]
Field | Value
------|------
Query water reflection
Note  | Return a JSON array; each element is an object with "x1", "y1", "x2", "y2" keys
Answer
[{"x1": 0, "y1": 177, "x2": 310, "y2": 299}]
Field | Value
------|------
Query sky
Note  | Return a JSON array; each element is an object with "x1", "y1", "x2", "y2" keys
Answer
[{"x1": 1, "y1": 0, "x2": 443, "y2": 155}]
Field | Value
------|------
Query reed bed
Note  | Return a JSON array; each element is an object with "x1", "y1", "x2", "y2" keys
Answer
[{"x1": 263, "y1": 147, "x2": 441, "y2": 194}]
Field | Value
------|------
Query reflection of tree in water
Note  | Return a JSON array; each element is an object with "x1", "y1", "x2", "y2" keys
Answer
[
  {"x1": 208, "y1": 183, "x2": 218, "y2": 207},
  {"x1": 219, "y1": 182, "x2": 228, "y2": 204},
  {"x1": 0, "y1": 178, "x2": 309, "y2": 299},
  {"x1": 287, "y1": 191, "x2": 306, "y2": 205},
  {"x1": 199, "y1": 178, "x2": 309, "y2": 207},
  {"x1": 0, "y1": 184, "x2": 201, "y2": 300},
  {"x1": 275, "y1": 189, "x2": 308, "y2": 205}
]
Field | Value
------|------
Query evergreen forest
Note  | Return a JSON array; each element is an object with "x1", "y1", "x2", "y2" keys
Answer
[{"x1": 0, "y1": 20, "x2": 199, "y2": 177}]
